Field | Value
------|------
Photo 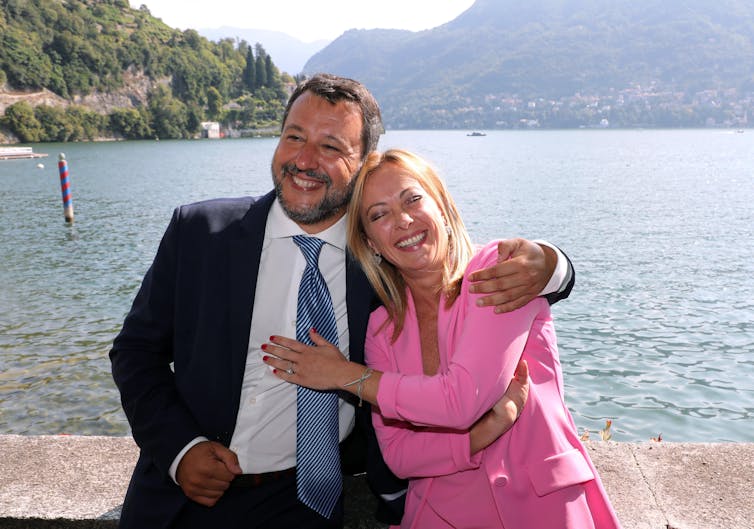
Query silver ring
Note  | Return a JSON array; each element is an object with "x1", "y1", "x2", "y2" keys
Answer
[{"x1": 286, "y1": 362, "x2": 295, "y2": 375}]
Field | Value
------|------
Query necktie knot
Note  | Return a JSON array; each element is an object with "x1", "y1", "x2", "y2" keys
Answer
[{"x1": 293, "y1": 235, "x2": 325, "y2": 267}]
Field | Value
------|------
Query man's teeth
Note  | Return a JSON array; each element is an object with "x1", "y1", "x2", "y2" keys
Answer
[
  {"x1": 396, "y1": 232, "x2": 425, "y2": 248},
  {"x1": 293, "y1": 175, "x2": 320, "y2": 189}
]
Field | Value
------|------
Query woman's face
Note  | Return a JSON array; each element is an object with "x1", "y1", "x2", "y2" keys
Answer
[{"x1": 359, "y1": 162, "x2": 448, "y2": 279}]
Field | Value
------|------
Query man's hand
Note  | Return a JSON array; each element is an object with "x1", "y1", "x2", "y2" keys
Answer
[
  {"x1": 468, "y1": 239, "x2": 556, "y2": 313},
  {"x1": 469, "y1": 359, "x2": 530, "y2": 454},
  {"x1": 176, "y1": 441, "x2": 242, "y2": 507},
  {"x1": 492, "y1": 359, "x2": 529, "y2": 422}
]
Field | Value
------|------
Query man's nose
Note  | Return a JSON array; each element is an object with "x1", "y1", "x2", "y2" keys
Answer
[{"x1": 294, "y1": 142, "x2": 318, "y2": 170}]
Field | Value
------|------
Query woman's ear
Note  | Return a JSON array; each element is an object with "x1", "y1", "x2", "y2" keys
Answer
[{"x1": 365, "y1": 237, "x2": 380, "y2": 255}]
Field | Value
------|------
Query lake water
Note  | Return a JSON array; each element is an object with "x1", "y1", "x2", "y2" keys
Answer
[{"x1": 1, "y1": 129, "x2": 753, "y2": 442}]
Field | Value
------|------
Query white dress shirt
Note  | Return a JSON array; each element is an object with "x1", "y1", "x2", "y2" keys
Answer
[{"x1": 229, "y1": 200, "x2": 354, "y2": 473}]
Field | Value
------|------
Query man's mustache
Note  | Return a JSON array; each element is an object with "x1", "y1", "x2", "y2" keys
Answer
[{"x1": 281, "y1": 164, "x2": 331, "y2": 185}]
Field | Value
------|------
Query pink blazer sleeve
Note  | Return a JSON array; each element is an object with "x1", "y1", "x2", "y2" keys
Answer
[
  {"x1": 366, "y1": 311, "x2": 482, "y2": 479},
  {"x1": 376, "y1": 242, "x2": 548, "y2": 430}
]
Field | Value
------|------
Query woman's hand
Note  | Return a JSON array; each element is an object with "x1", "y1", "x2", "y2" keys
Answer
[
  {"x1": 491, "y1": 358, "x2": 529, "y2": 423},
  {"x1": 261, "y1": 329, "x2": 352, "y2": 391}
]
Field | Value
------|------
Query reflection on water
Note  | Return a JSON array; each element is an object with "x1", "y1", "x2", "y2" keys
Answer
[{"x1": 1, "y1": 131, "x2": 753, "y2": 441}]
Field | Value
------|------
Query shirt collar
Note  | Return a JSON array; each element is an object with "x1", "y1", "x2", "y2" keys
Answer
[{"x1": 266, "y1": 199, "x2": 347, "y2": 251}]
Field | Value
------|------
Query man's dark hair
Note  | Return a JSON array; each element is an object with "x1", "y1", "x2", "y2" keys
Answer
[{"x1": 282, "y1": 73, "x2": 383, "y2": 159}]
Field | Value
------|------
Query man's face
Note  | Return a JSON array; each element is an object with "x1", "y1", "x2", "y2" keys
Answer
[{"x1": 271, "y1": 91, "x2": 364, "y2": 233}]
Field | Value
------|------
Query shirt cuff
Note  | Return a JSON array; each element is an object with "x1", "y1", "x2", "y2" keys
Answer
[
  {"x1": 533, "y1": 240, "x2": 570, "y2": 296},
  {"x1": 380, "y1": 489, "x2": 408, "y2": 502},
  {"x1": 169, "y1": 436, "x2": 209, "y2": 484}
]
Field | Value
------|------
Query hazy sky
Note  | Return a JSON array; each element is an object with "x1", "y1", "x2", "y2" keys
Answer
[{"x1": 128, "y1": 0, "x2": 475, "y2": 42}]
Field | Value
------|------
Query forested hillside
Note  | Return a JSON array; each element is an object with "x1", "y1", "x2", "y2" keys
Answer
[
  {"x1": 304, "y1": 0, "x2": 754, "y2": 129},
  {"x1": 0, "y1": 0, "x2": 292, "y2": 142}
]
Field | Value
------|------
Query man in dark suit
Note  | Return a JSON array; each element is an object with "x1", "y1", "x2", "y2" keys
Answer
[{"x1": 110, "y1": 73, "x2": 574, "y2": 529}]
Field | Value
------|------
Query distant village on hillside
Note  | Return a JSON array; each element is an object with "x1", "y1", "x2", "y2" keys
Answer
[{"x1": 387, "y1": 84, "x2": 751, "y2": 130}]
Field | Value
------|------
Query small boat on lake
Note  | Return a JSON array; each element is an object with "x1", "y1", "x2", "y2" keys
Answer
[
  {"x1": 0, "y1": 147, "x2": 49, "y2": 160},
  {"x1": 466, "y1": 131, "x2": 487, "y2": 137}
]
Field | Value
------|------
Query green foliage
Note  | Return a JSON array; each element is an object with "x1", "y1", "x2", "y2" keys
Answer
[
  {"x1": 206, "y1": 87, "x2": 224, "y2": 121},
  {"x1": 0, "y1": 0, "x2": 289, "y2": 141},
  {"x1": 109, "y1": 107, "x2": 152, "y2": 139},
  {"x1": 2, "y1": 101, "x2": 108, "y2": 141},
  {"x1": 148, "y1": 85, "x2": 190, "y2": 139},
  {"x1": 243, "y1": 46, "x2": 256, "y2": 91},
  {"x1": 34, "y1": 105, "x2": 73, "y2": 141},
  {"x1": 2, "y1": 101, "x2": 44, "y2": 142},
  {"x1": 65, "y1": 105, "x2": 108, "y2": 140}
]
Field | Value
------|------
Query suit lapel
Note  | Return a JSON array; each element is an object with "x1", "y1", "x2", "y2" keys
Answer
[{"x1": 346, "y1": 249, "x2": 375, "y2": 365}]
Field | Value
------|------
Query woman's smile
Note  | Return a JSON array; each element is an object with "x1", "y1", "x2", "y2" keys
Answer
[{"x1": 395, "y1": 230, "x2": 428, "y2": 249}]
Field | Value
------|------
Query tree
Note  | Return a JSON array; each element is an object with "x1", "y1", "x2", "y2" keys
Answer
[
  {"x1": 254, "y1": 43, "x2": 267, "y2": 88},
  {"x1": 3, "y1": 101, "x2": 44, "y2": 142},
  {"x1": 148, "y1": 85, "x2": 190, "y2": 139},
  {"x1": 265, "y1": 54, "x2": 278, "y2": 87},
  {"x1": 66, "y1": 106, "x2": 106, "y2": 140},
  {"x1": 34, "y1": 105, "x2": 74, "y2": 141},
  {"x1": 206, "y1": 87, "x2": 224, "y2": 120},
  {"x1": 109, "y1": 107, "x2": 151, "y2": 139},
  {"x1": 243, "y1": 46, "x2": 256, "y2": 92}
]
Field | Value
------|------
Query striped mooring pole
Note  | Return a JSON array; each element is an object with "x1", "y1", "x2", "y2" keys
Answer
[{"x1": 58, "y1": 153, "x2": 74, "y2": 223}]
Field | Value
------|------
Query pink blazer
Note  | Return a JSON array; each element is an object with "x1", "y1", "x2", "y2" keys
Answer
[{"x1": 366, "y1": 241, "x2": 621, "y2": 529}]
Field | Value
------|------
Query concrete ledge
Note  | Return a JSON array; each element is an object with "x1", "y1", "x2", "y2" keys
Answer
[{"x1": 1, "y1": 435, "x2": 752, "y2": 528}]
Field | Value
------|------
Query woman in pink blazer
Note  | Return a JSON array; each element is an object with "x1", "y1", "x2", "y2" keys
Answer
[{"x1": 264, "y1": 149, "x2": 621, "y2": 529}]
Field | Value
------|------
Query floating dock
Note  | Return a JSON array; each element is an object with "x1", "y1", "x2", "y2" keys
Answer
[{"x1": 0, "y1": 146, "x2": 49, "y2": 160}]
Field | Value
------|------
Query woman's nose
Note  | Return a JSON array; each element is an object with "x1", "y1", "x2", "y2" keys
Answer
[{"x1": 395, "y1": 211, "x2": 413, "y2": 229}]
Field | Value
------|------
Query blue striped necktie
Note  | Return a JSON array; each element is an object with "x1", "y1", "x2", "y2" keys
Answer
[{"x1": 292, "y1": 235, "x2": 342, "y2": 519}]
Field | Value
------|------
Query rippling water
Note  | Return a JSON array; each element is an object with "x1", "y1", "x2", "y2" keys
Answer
[{"x1": 1, "y1": 130, "x2": 752, "y2": 441}]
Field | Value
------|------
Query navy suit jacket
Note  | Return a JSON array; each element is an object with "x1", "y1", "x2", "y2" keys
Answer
[{"x1": 111, "y1": 191, "x2": 405, "y2": 527}]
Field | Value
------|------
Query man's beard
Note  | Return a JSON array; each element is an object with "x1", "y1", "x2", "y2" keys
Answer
[{"x1": 273, "y1": 163, "x2": 356, "y2": 225}]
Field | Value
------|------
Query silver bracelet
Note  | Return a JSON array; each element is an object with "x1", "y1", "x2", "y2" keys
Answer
[{"x1": 343, "y1": 367, "x2": 374, "y2": 407}]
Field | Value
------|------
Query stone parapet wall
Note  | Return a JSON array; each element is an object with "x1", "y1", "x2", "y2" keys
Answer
[{"x1": 1, "y1": 435, "x2": 752, "y2": 529}]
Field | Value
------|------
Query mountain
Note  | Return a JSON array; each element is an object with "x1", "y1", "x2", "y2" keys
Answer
[
  {"x1": 198, "y1": 27, "x2": 329, "y2": 75},
  {"x1": 303, "y1": 0, "x2": 754, "y2": 128}
]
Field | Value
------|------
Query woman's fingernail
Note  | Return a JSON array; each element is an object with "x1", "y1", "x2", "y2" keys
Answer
[
  {"x1": 262, "y1": 356, "x2": 269, "y2": 362},
  {"x1": 261, "y1": 344, "x2": 267, "y2": 351}
]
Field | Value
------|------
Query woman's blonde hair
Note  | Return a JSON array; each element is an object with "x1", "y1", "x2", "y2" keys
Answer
[{"x1": 346, "y1": 149, "x2": 474, "y2": 340}]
